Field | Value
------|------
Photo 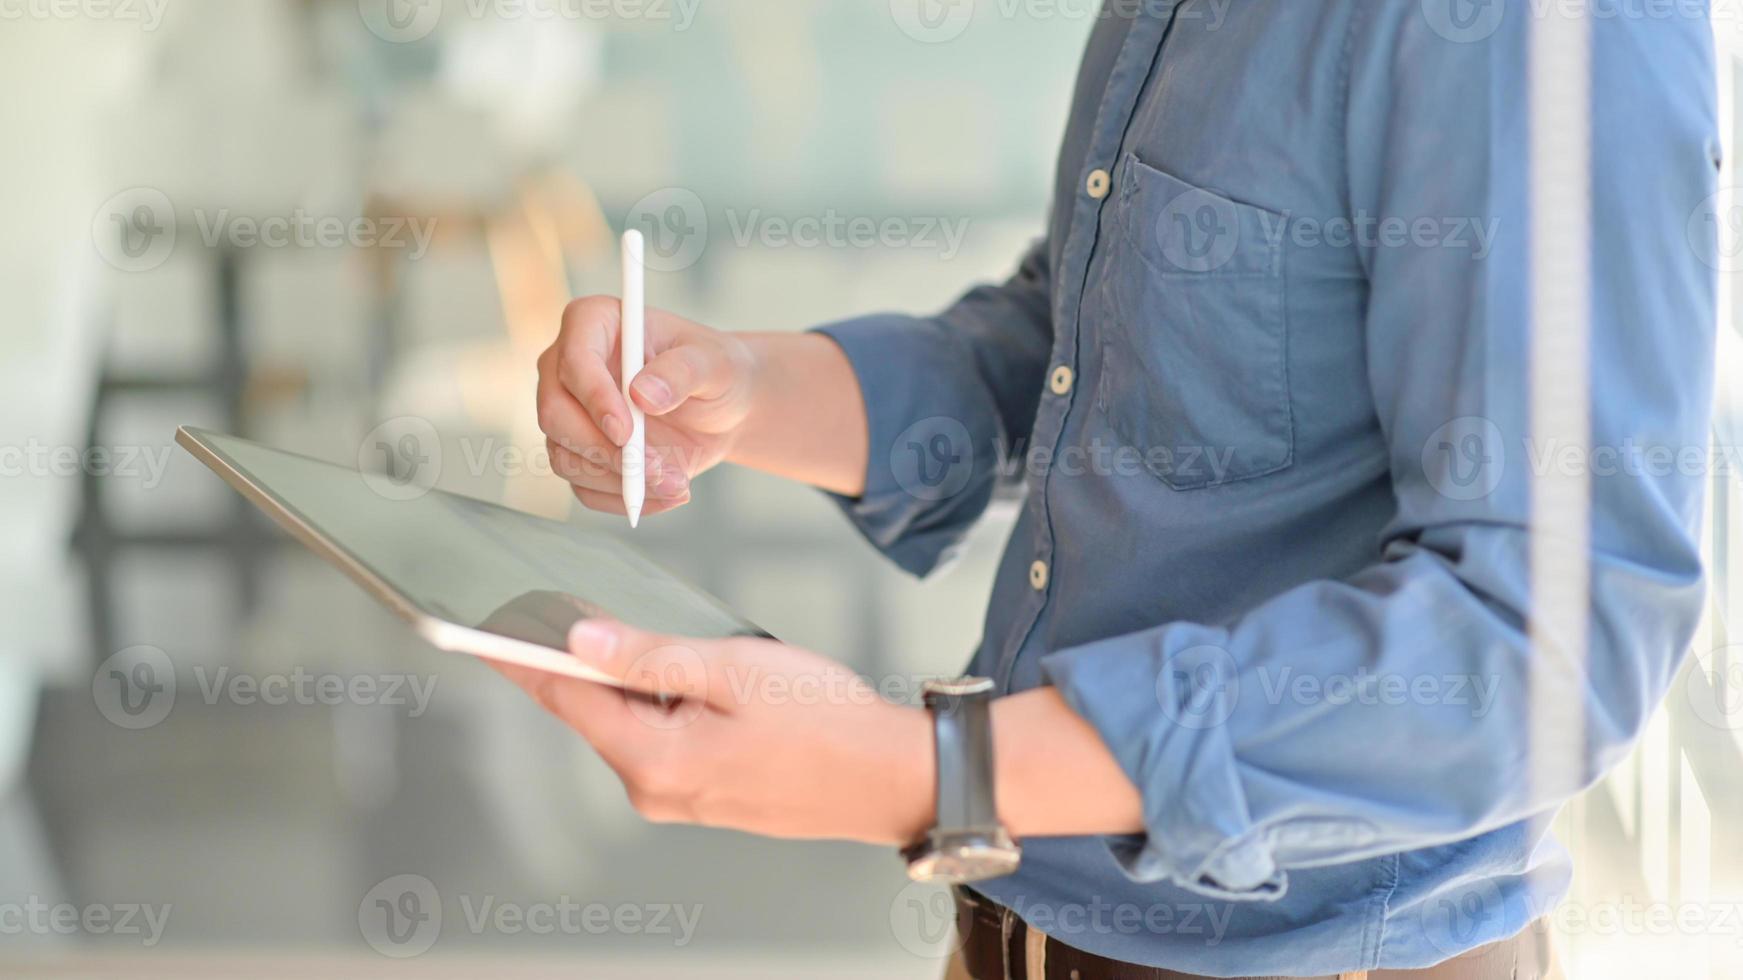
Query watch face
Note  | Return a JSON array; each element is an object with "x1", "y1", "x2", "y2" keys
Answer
[
  {"x1": 907, "y1": 835, "x2": 1022, "y2": 885},
  {"x1": 923, "y1": 676, "x2": 996, "y2": 699}
]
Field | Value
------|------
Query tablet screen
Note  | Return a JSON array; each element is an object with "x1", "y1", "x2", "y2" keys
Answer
[{"x1": 183, "y1": 428, "x2": 765, "y2": 648}]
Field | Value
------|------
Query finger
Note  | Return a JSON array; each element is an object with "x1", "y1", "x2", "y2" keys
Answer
[
  {"x1": 487, "y1": 660, "x2": 552, "y2": 701},
  {"x1": 554, "y1": 297, "x2": 634, "y2": 446},
  {"x1": 630, "y1": 343, "x2": 734, "y2": 417},
  {"x1": 540, "y1": 674, "x2": 651, "y2": 759},
  {"x1": 549, "y1": 457, "x2": 625, "y2": 496},
  {"x1": 641, "y1": 439, "x2": 695, "y2": 494},
  {"x1": 567, "y1": 619, "x2": 730, "y2": 706},
  {"x1": 486, "y1": 657, "x2": 612, "y2": 726},
  {"x1": 491, "y1": 662, "x2": 667, "y2": 775},
  {"x1": 546, "y1": 437, "x2": 670, "y2": 492},
  {"x1": 489, "y1": 661, "x2": 617, "y2": 731},
  {"x1": 549, "y1": 437, "x2": 690, "y2": 497},
  {"x1": 536, "y1": 350, "x2": 620, "y2": 460},
  {"x1": 546, "y1": 435, "x2": 623, "y2": 484},
  {"x1": 572, "y1": 485, "x2": 691, "y2": 516}
]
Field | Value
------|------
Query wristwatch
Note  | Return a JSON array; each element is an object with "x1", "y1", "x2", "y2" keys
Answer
[{"x1": 902, "y1": 677, "x2": 1022, "y2": 883}]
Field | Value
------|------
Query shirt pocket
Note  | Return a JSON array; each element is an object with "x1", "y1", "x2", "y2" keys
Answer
[{"x1": 1096, "y1": 152, "x2": 1293, "y2": 490}]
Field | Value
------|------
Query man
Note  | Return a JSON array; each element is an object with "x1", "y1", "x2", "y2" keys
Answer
[{"x1": 507, "y1": 3, "x2": 1720, "y2": 977}]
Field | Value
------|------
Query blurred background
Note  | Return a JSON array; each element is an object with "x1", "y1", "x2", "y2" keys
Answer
[{"x1": 0, "y1": 1, "x2": 1741, "y2": 977}]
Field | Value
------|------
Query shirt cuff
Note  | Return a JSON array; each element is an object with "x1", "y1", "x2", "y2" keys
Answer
[
  {"x1": 1041, "y1": 633, "x2": 1290, "y2": 902},
  {"x1": 811, "y1": 314, "x2": 1001, "y2": 578}
]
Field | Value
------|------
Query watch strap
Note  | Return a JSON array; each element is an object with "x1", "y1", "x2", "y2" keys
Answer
[{"x1": 928, "y1": 679, "x2": 1000, "y2": 835}]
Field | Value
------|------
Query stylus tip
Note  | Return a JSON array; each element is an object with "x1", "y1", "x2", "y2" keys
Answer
[{"x1": 628, "y1": 509, "x2": 641, "y2": 529}]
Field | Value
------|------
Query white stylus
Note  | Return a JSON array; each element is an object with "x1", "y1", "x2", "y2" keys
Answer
[{"x1": 621, "y1": 229, "x2": 647, "y2": 528}]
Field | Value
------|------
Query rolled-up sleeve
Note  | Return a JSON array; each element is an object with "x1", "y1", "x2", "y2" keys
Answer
[
  {"x1": 814, "y1": 240, "x2": 1054, "y2": 576},
  {"x1": 1042, "y1": 11, "x2": 1719, "y2": 899}
]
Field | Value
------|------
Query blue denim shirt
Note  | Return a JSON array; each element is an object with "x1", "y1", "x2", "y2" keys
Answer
[{"x1": 817, "y1": 1, "x2": 1720, "y2": 974}]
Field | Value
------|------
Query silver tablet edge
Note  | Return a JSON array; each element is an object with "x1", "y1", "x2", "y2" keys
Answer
[{"x1": 175, "y1": 425, "x2": 625, "y2": 689}]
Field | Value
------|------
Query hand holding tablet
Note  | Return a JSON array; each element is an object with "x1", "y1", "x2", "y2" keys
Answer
[{"x1": 177, "y1": 426, "x2": 940, "y2": 850}]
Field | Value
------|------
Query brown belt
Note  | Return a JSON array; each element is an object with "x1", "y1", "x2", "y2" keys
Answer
[{"x1": 950, "y1": 888, "x2": 1558, "y2": 980}]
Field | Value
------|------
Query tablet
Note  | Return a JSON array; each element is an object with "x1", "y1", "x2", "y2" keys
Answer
[{"x1": 176, "y1": 426, "x2": 770, "y2": 686}]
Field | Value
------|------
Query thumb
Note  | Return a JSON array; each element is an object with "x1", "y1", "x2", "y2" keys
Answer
[
  {"x1": 568, "y1": 619, "x2": 715, "y2": 704},
  {"x1": 629, "y1": 342, "x2": 732, "y2": 417}
]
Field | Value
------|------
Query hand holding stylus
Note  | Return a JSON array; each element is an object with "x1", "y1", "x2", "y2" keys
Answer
[{"x1": 535, "y1": 283, "x2": 761, "y2": 521}]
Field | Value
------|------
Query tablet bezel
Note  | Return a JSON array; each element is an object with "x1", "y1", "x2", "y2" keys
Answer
[{"x1": 176, "y1": 425, "x2": 763, "y2": 687}]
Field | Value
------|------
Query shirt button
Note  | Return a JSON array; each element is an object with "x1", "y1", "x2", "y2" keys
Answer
[
  {"x1": 1049, "y1": 365, "x2": 1075, "y2": 396},
  {"x1": 1029, "y1": 560, "x2": 1049, "y2": 591},
  {"x1": 1086, "y1": 168, "x2": 1111, "y2": 200}
]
